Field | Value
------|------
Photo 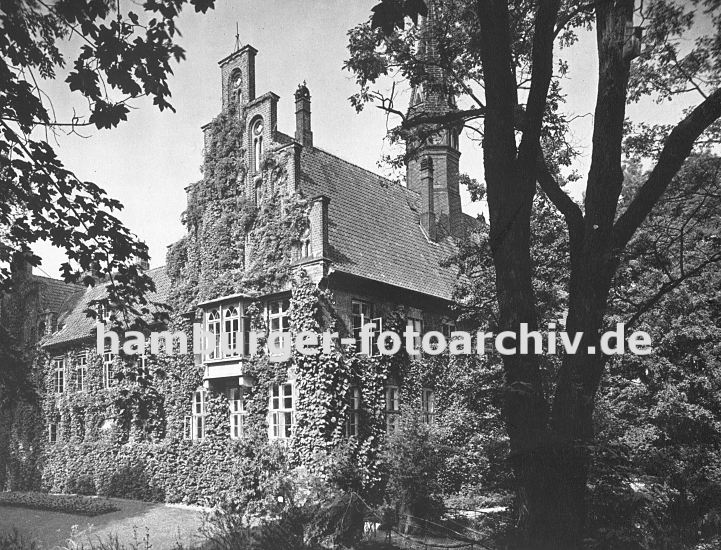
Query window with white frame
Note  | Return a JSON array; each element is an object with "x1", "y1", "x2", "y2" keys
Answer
[
  {"x1": 223, "y1": 305, "x2": 240, "y2": 357},
  {"x1": 346, "y1": 386, "x2": 361, "y2": 438},
  {"x1": 268, "y1": 298, "x2": 290, "y2": 354},
  {"x1": 269, "y1": 383, "x2": 294, "y2": 439},
  {"x1": 421, "y1": 388, "x2": 435, "y2": 424},
  {"x1": 204, "y1": 302, "x2": 250, "y2": 360},
  {"x1": 228, "y1": 387, "x2": 246, "y2": 440},
  {"x1": 75, "y1": 352, "x2": 87, "y2": 391},
  {"x1": 53, "y1": 357, "x2": 65, "y2": 394},
  {"x1": 184, "y1": 388, "x2": 206, "y2": 441},
  {"x1": 385, "y1": 385, "x2": 400, "y2": 434},
  {"x1": 206, "y1": 308, "x2": 221, "y2": 359},
  {"x1": 102, "y1": 351, "x2": 114, "y2": 388},
  {"x1": 407, "y1": 316, "x2": 423, "y2": 354},
  {"x1": 351, "y1": 300, "x2": 382, "y2": 355}
]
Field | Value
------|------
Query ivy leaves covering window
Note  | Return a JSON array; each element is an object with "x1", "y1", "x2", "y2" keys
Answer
[
  {"x1": 407, "y1": 316, "x2": 423, "y2": 354},
  {"x1": 53, "y1": 358, "x2": 65, "y2": 393},
  {"x1": 385, "y1": 385, "x2": 400, "y2": 434},
  {"x1": 229, "y1": 387, "x2": 246, "y2": 440},
  {"x1": 269, "y1": 383, "x2": 294, "y2": 439},
  {"x1": 346, "y1": 386, "x2": 361, "y2": 438},
  {"x1": 102, "y1": 351, "x2": 114, "y2": 388},
  {"x1": 48, "y1": 422, "x2": 57, "y2": 443},
  {"x1": 421, "y1": 388, "x2": 435, "y2": 424},
  {"x1": 76, "y1": 352, "x2": 87, "y2": 391},
  {"x1": 184, "y1": 388, "x2": 206, "y2": 441}
]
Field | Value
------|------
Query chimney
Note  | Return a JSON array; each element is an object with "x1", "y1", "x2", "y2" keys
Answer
[
  {"x1": 10, "y1": 251, "x2": 33, "y2": 282},
  {"x1": 294, "y1": 82, "x2": 313, "y2": 147},
  {"x1": 420, "y1": 156, "x2": 436, "y2": 240}
]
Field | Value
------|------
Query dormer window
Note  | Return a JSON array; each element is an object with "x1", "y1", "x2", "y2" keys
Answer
[{"x1": 252, "y1": 118, "x2": 264, "y2": 172}]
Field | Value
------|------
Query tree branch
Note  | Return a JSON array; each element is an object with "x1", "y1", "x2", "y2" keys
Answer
[
  {"x1": 536, "y1": 154, "x2": 584, "y2": 237},
  {"x1": 613, "y1": 88, "x2": 721, "y2": 248}
]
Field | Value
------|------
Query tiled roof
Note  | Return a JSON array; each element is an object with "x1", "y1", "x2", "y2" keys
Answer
[
  {"x1": 33, "y1": 276, "x2": 84, "y2": 315},
  {"x1": 42, "y1": 267, "x2": 171, "y2": 348},
  {"x1": 299, "y1": 147, "x2": 472, "y2": 301}
]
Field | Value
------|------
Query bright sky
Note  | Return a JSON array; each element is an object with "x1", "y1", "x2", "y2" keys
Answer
[{"x1": 31, "y1": 0, "x2": 702, "y2": 279}]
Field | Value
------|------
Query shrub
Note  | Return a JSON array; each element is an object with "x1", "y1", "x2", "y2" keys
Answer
[{"x1": 0, "y1": 491, "x2": 118, "y2": 516}]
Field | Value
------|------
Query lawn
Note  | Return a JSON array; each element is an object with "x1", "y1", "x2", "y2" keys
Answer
[{"x1": 0, "y1": 497, "x2": 207, "y2": 549}]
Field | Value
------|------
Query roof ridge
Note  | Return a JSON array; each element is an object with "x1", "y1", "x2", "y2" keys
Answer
[{"x1": 32, "y1": 274, "x2": 84, "y2": 288}]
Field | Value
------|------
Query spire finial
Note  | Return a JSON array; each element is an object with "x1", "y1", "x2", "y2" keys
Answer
[{"x1": 234, "y1": 22, "x2": 240, "y2": 51}]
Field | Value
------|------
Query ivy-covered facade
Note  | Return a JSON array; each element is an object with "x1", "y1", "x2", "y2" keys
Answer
[{"x1": 0, "y1": 43, "x2": 476, "y2": 506}]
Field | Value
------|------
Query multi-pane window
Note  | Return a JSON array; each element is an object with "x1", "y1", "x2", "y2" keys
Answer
[
  {"x1": 103, "y1": 351, "x2": 114, "y2": 388},
  {"x1": 76, "y1": 352, "x2": 87, "y2": 391},
  {"x1": 351, "y1": 300, "x2": 371, "y2": 350},
  {"x1": 385, "y1": 385, "x2": 400, "y2": 434},
  {"x1": 351, "y1": 300, "x2": 382, "y2": 355},
  {"x1": 269, "y1": 383, "x2": 294, "y2": 439},
  {"x1": 48, "y1": 422, "x2": 58, "y2": 443},
  {"x1": 268, "y1": 299, "x2": 290, "y2": 354},
  {"x1": 207, "y1": 308, "x2": 221, "y2": 359},
  {"x1": 229, "y1": 387, "x2": 246, "y2": 440},
  {"x1": 346, "y1": 386, "x2": 361, "y2": 438},
  {"x1": 421, "y1": 389, "x2": 435, "y2": 424},
  {"x1": 204, "y1": 303, "x2": 250, "y2": 360},
  {"x1": 53, "y1": 358, "x2": 65, "y2": 394},
  {"x1": 407, "y1": 317, "x2": 424, "y2": 354},
  {"x1": 184, "y1": 388, "x2": 206, "y2": 441}
]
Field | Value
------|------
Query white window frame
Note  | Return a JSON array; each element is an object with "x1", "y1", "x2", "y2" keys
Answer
[
  {"x1": 184, "y1": 388, "x2": 206, "y2": 441},
  {"x1": 351, "y1": 301, "x2": 383, "y2": 355},
  {"x1": 76, "y1": 352, "x2": 87, "y2": 392},
  {"x1": 269, "y1": 382, "x2": 295, "y2": 439},
  {"x1": 421, "y1": 388, "x2": 435, "y2": 425},
  {"x1": 346, "y1": 386, "x2": 361, "y2": 438},
  {"x1": 267, "y1": 298, "x2": 291, "y2": 355},
  {"x1": 385, "y1": 385, "x2": 400, "y2": 434},
  {"x1": 53, "y1": 357, "x2": 65, "y2": 394},
  {"x1": 206, "y1": 308, "x2": 221, "y2": 359},
  {"x1": 229, "y1": 387, "x2": 246, "y2": 440},
  {"x1": 102, "y1": 351, "x2": 114, "y2": 389}
]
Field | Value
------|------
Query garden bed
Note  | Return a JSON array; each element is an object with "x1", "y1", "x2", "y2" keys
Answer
[{"x1": 0, "y1": 491, "x2": 119, "y2": 516}]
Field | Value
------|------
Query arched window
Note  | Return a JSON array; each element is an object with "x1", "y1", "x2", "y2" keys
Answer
[
  {"x1": 207, "y1": 309, "x2": 221, "y2": 359},
  {"x1": 223, "y1": 305, "x2": 239, "y2": 357},
  {"x1": 230, "y1": 69, "x2": 242, "y2": 105},
  {"x1": 252, "y1": 118, "x2": 264, "y2": 172}
]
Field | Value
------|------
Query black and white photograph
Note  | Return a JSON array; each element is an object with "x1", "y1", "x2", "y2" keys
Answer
[{"x1": 1, "y1": 0, "x2": 720, "y2": 548}]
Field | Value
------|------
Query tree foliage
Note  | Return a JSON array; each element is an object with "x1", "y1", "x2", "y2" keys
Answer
[
  {"x1": 348, "y1": 0, "x2": 721, "y2": 546},
  {"x1": 1, "y1": 0, "x2": 216, "y2": 326}
]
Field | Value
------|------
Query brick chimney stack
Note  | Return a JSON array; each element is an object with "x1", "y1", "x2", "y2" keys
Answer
[
  {"x1": 420, "y1": 156, "x2": 436, "y2": 240},
  {"x1": 294, "y1": 82, "x2": 313, "y2": 147}
]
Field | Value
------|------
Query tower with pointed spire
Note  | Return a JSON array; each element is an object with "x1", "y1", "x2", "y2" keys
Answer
[{"x1": 405, "y1": 0, "x2": 463, "y2": 240}]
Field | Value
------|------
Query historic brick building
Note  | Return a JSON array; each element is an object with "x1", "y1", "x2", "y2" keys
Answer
[{"x1": 1, "y1": 21, "x2": 478, "y2": 502}]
